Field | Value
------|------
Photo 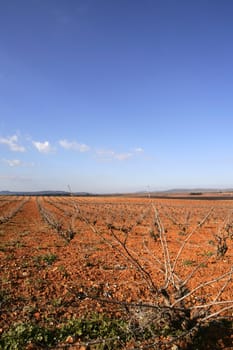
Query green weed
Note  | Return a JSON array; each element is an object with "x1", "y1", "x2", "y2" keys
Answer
[
  {"x1": 183, "y1": 259, "x2": 195, "y2": 266},
  {"x1": 0, "y1": 314, "x2": 130, "y2": 350},
  {"x1": 33, "y1": 254, "x2": 57, "y2": 267}
]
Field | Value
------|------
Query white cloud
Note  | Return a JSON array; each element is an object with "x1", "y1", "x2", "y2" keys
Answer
[
  {"x1": 4, "y1": 159, "x2": 22, "y2": 167},
  {"x1": 33, "y1": 140, "x2": 54, "y2": 154},
  {"x1": 0, "y1": 135, "x2": 25, "y2": 152},
  {"x1": 134, "y1": 147, "x2": 144, "y2": 153},
  {"x1": 114, "y1": 153, "x2": 132, "y2": 160},
  {"x1": 59, "y1": 139, "x2": 90, "y2": 152},
  {"x1": 95, "y1": 146, "x2": 145, "y2": 162},
  {"x1": 3, "y1": 159, "x2": 35, "y2": 167},
  {"x1": 96, "y1": 149, "x2": 133, "y2": 161}
]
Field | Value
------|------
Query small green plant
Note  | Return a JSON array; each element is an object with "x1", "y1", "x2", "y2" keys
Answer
[
  {"x1": 33, "y1": 253, "x2": 57, "y2": 266},
  {"x1": 51, "y1": 297, "x2": 63, "y2": 307},
  {"x1": 199, "y1": 262, "x2": 208, "y2": 268},
  {"x1": 42, "y1": 253, "x2": 57, "y2": 265},
  {"x1": 0, "y1": 314, "x2": 130, "y2": 350},
  {"x1": 0, "y1": 322, "x2": 56, "y2": 350},
  {"x1": 183, "y1": 259, "x2": 195, "y2": 266},
  {"x1": 200, "y1": 250, "x2": 214, "y2": 257}
]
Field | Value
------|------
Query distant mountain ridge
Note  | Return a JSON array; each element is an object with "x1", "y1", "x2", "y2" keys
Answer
[{"x1": 0, "y1": 190, "x2": 91, "y2": 196}]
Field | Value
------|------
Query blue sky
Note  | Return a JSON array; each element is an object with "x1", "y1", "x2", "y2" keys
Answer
[{"x1": 1, "y1": 0, "x2": 233, "y2": 193}]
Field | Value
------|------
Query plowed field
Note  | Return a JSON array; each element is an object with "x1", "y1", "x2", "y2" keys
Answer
[{"x1": 0, "y1": 196, "x2": 232, "y2": 349}]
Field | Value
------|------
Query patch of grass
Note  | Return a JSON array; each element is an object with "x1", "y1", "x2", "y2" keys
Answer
[
  {"x1": 42, "y1": 253, "x2": 57, "y2": 265},
  {"x1": 51, "y1": 297, "x2": 63, "y2": 307},
  {"x1": 199, "y1": 262, "x2": 208, "y2": 268},
  {"x1": 0, "y1": 322, "x2": 56, "y2": 350},
  {"x1": 200, "y1": 250, "x2": 214, "y2": 257},
  {"x1": 183, "y1": 259, "x2": 195, "y2": 266},
  {"x1": 0, "y1": 314, "x2": 130, "y2": 349},
  {"x1": 33, "y1": 253, "x2": 57, "y2": 267}
]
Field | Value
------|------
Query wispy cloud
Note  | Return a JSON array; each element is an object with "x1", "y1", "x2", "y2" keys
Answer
[
  {"x1": 96, "y1": 149, "x2": 133, "y2": 161},
  {"x1": 0, "y1": 175, "x2": 31, "y2": 182},
  {"x1": 96, "y1": 147, "x2": 144, "y2": 161},
  {"x1": 2, "y1": 158, "x2": 35, "y2": 167},
  {"x1": 59, "y1": 139, "x2": 90, "y2": 152},
  {"x1": 4, "y1": 159, "x2": 22, "y2": 167},
  {"x1": 114, "y1": 153, "x2": 132, "y2": 160},
  {"x1": 0, "y1": 135, "x2": 25, "y2": 152},
  {"x1": 133, "y1": 147, "x2": 144, "y2": 153},
  {"x1": 33, "y1": 141, "x2": 54, "y2": 154}
]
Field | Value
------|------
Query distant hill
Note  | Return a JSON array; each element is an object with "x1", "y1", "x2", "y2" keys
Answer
[
  {"x1": 1, "y1": 188, "x2": 233, "y2": 198},
  {"x1": 0, "y1": 190, "x2": 92, "y2": 196},
  {"x1": 133, "y1": 188, "x2": 233, "y2": 200}
]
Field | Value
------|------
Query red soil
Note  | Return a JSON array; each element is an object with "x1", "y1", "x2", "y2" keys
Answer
[{"x1": 0, "y1": 196, "x2": 232, "y2": 349}]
